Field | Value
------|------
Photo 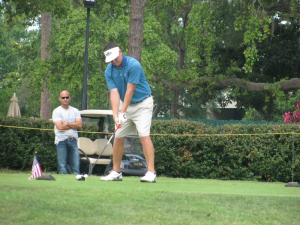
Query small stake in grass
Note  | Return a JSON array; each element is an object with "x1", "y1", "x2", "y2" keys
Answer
[{"x1": 285, "y1": 135, "x2": 299, "y2": 187}]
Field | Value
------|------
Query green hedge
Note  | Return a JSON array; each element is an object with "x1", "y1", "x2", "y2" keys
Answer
[
  {"x1": 150, "y1": 120, "x2": 300, "y2": 182},
  {"x1": 0, "y1": 116, "x2": 99, "y2": 172},
  {"x1": 1, "y1": 116, "x2": 299, "y2": 182}
]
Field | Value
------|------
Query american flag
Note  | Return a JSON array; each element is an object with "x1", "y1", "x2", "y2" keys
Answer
[{"x1": 28, "y1": 155, "x2": 43, "y2": 180}]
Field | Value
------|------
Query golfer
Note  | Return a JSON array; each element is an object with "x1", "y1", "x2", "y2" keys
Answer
[
  {"x1": 52, "y1": 90, "x2": 82, "y2": 174},
  {"x1": 100, "y1": 42, "x2": 156, "y2": 183}
]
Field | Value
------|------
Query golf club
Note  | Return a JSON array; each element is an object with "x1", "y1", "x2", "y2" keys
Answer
[{"x1": 76, "y1": 124, "x2": 121, "y2": 181}]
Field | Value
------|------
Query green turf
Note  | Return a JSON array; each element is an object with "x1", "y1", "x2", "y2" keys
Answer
[{"x1": 0, "y1": 172, "x2": 299, "y2": 224}]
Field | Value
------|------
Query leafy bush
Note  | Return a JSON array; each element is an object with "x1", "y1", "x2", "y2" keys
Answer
[
  {"x1": 151, "y1": 120, "x2": 300, "y2": 182},
  {"x1": 1, "y1": 116, "x2": 299, "y2": 182},
  {"x1": 0, "y1": 116, "x2": 98, "y2": 172},
  {"x1": 283, "y1": 101, "x2": 300, "y2": 123}
]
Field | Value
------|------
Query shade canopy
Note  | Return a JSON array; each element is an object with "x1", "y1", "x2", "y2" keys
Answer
[
  {"x1": 79, "y1": 109, "x2": 113, "y2": 118},
  {"x1": 7, "y1": 93, "x2": 21, "y2": 117}
]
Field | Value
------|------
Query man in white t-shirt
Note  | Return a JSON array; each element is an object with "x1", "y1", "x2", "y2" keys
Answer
[{"x1": 52, "y1": 90, "x2": 82, "y2": 174}]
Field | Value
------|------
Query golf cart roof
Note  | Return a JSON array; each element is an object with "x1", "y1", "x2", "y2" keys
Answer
[{"x1": 79, "y1": 109, "x2": 113, "y2": 118}]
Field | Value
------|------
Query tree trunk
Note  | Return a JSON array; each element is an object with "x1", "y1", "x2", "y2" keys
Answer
[
  {"x1": 162, "y1": 77, "x2": 300, "y2": 92},
  {"x1": 171, "y1": 47, "x2": 186, "y2": 118},
  {"x1": 170, "y1": 91, "x2": 180, "y2": 118},
  {"x1": 40, "y1": 12, "x2": 51, "y2": 119},
  {"x1": 265, "y1": 96, "x2": 274, "y2": 121},
  {"x1": 128, "y1": 0, "x2": 147, "y2": 62},
  {"x1": 153, "y1": 97, "x2": 161, "y2": 117},
  {"x1": 169, "y1": 3, "x2": 191, "y2": 118}
]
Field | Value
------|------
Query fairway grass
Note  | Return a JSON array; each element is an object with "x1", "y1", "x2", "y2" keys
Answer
[{"x1": 0, "y1": 172, "x2": 299, "y2": 224}]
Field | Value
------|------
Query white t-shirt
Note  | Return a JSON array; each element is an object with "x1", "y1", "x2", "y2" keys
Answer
[{"x1": 52, "y1": 106, "x2": 81, "y2": 144}]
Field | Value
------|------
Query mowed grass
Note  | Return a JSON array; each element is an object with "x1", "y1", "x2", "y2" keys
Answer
[{"x1": 0, "y1": 171, "x2": 300, "y2": 225}]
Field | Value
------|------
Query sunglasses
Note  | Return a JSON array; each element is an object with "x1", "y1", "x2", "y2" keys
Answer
[{"x1": 61, "y1": 96, "x2": 70, "y2": 99}]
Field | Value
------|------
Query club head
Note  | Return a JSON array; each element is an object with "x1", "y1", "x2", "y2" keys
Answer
[{"x1": 76, "y1": 174, "x2": 88, "y2": 181}]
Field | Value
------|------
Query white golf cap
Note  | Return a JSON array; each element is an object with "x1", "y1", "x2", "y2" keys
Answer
[{"x1": 104, "y1": 47, "x2": 120, "y2": 63}]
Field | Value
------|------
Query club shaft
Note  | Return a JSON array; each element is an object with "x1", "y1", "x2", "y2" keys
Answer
[{"x1": 87, "y1": 124, "x2": 120, "y2": 176}]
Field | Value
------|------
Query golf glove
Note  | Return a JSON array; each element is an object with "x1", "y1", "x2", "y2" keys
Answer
[{"x1": 119, "y1": 112, "x2": 127, "y2": 124}]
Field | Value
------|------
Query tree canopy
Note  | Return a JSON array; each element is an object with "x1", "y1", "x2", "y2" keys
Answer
[{"x1": 1, "y1": 0, "x2": 300, "y2": 121}]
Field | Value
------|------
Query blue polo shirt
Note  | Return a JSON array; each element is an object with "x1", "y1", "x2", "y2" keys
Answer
[{"x1": 104, "y1": 55, "x2": 151, "y2": 103}]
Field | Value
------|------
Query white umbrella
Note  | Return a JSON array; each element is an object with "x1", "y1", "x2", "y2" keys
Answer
[{"x1": 7, "y1": 93, "x2": 21, "y2": 117}]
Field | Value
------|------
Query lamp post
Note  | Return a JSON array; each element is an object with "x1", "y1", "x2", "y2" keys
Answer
[{"x1": 81, "y1": 0, "x2": 96, "y2": 110}]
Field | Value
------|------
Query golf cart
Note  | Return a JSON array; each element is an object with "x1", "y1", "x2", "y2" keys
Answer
[{"x1": 79, "y1": 110, "x2": 147, "y2": 176}]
